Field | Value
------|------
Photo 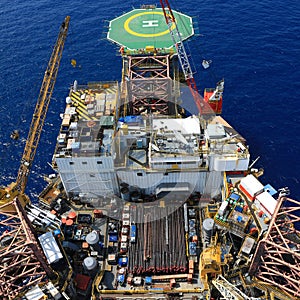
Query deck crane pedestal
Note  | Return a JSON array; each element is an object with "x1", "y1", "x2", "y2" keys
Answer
[
  {"x1": 0, "y1": 16, "x2": 70, "y2": 213},
  {"x1": 159, "y1": 0, "x2": 224, "y2": 116}
]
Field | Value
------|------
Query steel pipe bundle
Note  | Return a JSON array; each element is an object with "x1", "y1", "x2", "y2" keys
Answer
[{"x1": 127, "y1": 205, "x2": 187, "y2": 276}]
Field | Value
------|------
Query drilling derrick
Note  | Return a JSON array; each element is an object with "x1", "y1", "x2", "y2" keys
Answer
[
  {"x1": 126, "y1": 54, "x2": 172, "y2": 115},
  {"x1": 249, "y1": 194, "x2": 300, "y2": 299},
  {"x1": 0, "y1": 16, "x2": 69, "y2": 299},
  {"x1": 0, "y1": 198, "x2": 54, "y2": 299}
]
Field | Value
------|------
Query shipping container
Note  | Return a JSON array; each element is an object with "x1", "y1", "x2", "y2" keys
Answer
[
  {"x1": 38, "y1": 231, "x2": 63, "y2": 264},
  {"x1": 240, "y1": 174, "x2": 264, "y2": 200}
]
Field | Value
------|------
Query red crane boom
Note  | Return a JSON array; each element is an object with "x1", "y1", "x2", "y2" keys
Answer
[
  {"x1": 160, "y1": 0, "x2": 223, "y2": 115},
  {"x1": 159, "y1": 0, "x2": 203, "y2": 113}
]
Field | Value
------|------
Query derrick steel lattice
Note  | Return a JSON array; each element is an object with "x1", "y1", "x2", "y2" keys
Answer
[
  {"x1": 127, "y1": 55, "x2": 172, "y2": 115},
  {"x1": 212, "y1": 275, "x2": 262, "y2": 300},
  {"x1": 0, "y1": 198, "x2": 54, "y2": 299},
  {"x1": 249, "y1": 196, "x2": 300, "y2": 299}
]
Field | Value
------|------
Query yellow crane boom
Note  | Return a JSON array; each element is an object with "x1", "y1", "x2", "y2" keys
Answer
[
  {"x1": 16, "y1": 16, "x2": 70, "y2": 194},
  {"x1": 0, "y1": 16, "x2": 70, "y2": 211}
]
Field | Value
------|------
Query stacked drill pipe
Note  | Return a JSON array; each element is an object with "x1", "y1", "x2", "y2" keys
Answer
[
  {"x1": 128, "y1": 204, "x2": 188, "y2": 276},
  {"x1": 144, "y1": 213, "x2": 152, "y2": 261}
]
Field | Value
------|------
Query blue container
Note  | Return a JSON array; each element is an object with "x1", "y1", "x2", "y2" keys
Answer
[
  {"x1": 234, "y1": 205, "x2": 243, "y2": 213},
  {"x1": 264, "y1": 184, "x2": 277, "y2": 196},
  {"x1": 136, "y1": 139, "x2": 143, "y2": 148},
  {"x1": 124, "y1": 115, "x2": 143, "y2": 124},
  {"x1": 230, "y1": 193, "x2": 240, "y2": 202},
  {"x1": 237, "y1": 216, "x2": 243, "y2": 223},
  {"x1": 118, "y1": 257, "x2": 128, "y2": 267},
  {"x1": 109, "y1": 234, "x2": 118, "y2": 242},
  {"x1": 145, "y1": 276, "x2": 152, "y2": 284},
  {"x1": 130, "y1": 225, "x2": 136, "y2": 243}
]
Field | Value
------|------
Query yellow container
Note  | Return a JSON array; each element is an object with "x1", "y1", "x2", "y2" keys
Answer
[{"x1": 145, "y1": 45, "x2": 155, "y2": 52}]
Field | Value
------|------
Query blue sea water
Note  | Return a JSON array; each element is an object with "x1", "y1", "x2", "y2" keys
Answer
[{"x1": 0, "y1": 0, "x2": 299, "y2": 201}]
